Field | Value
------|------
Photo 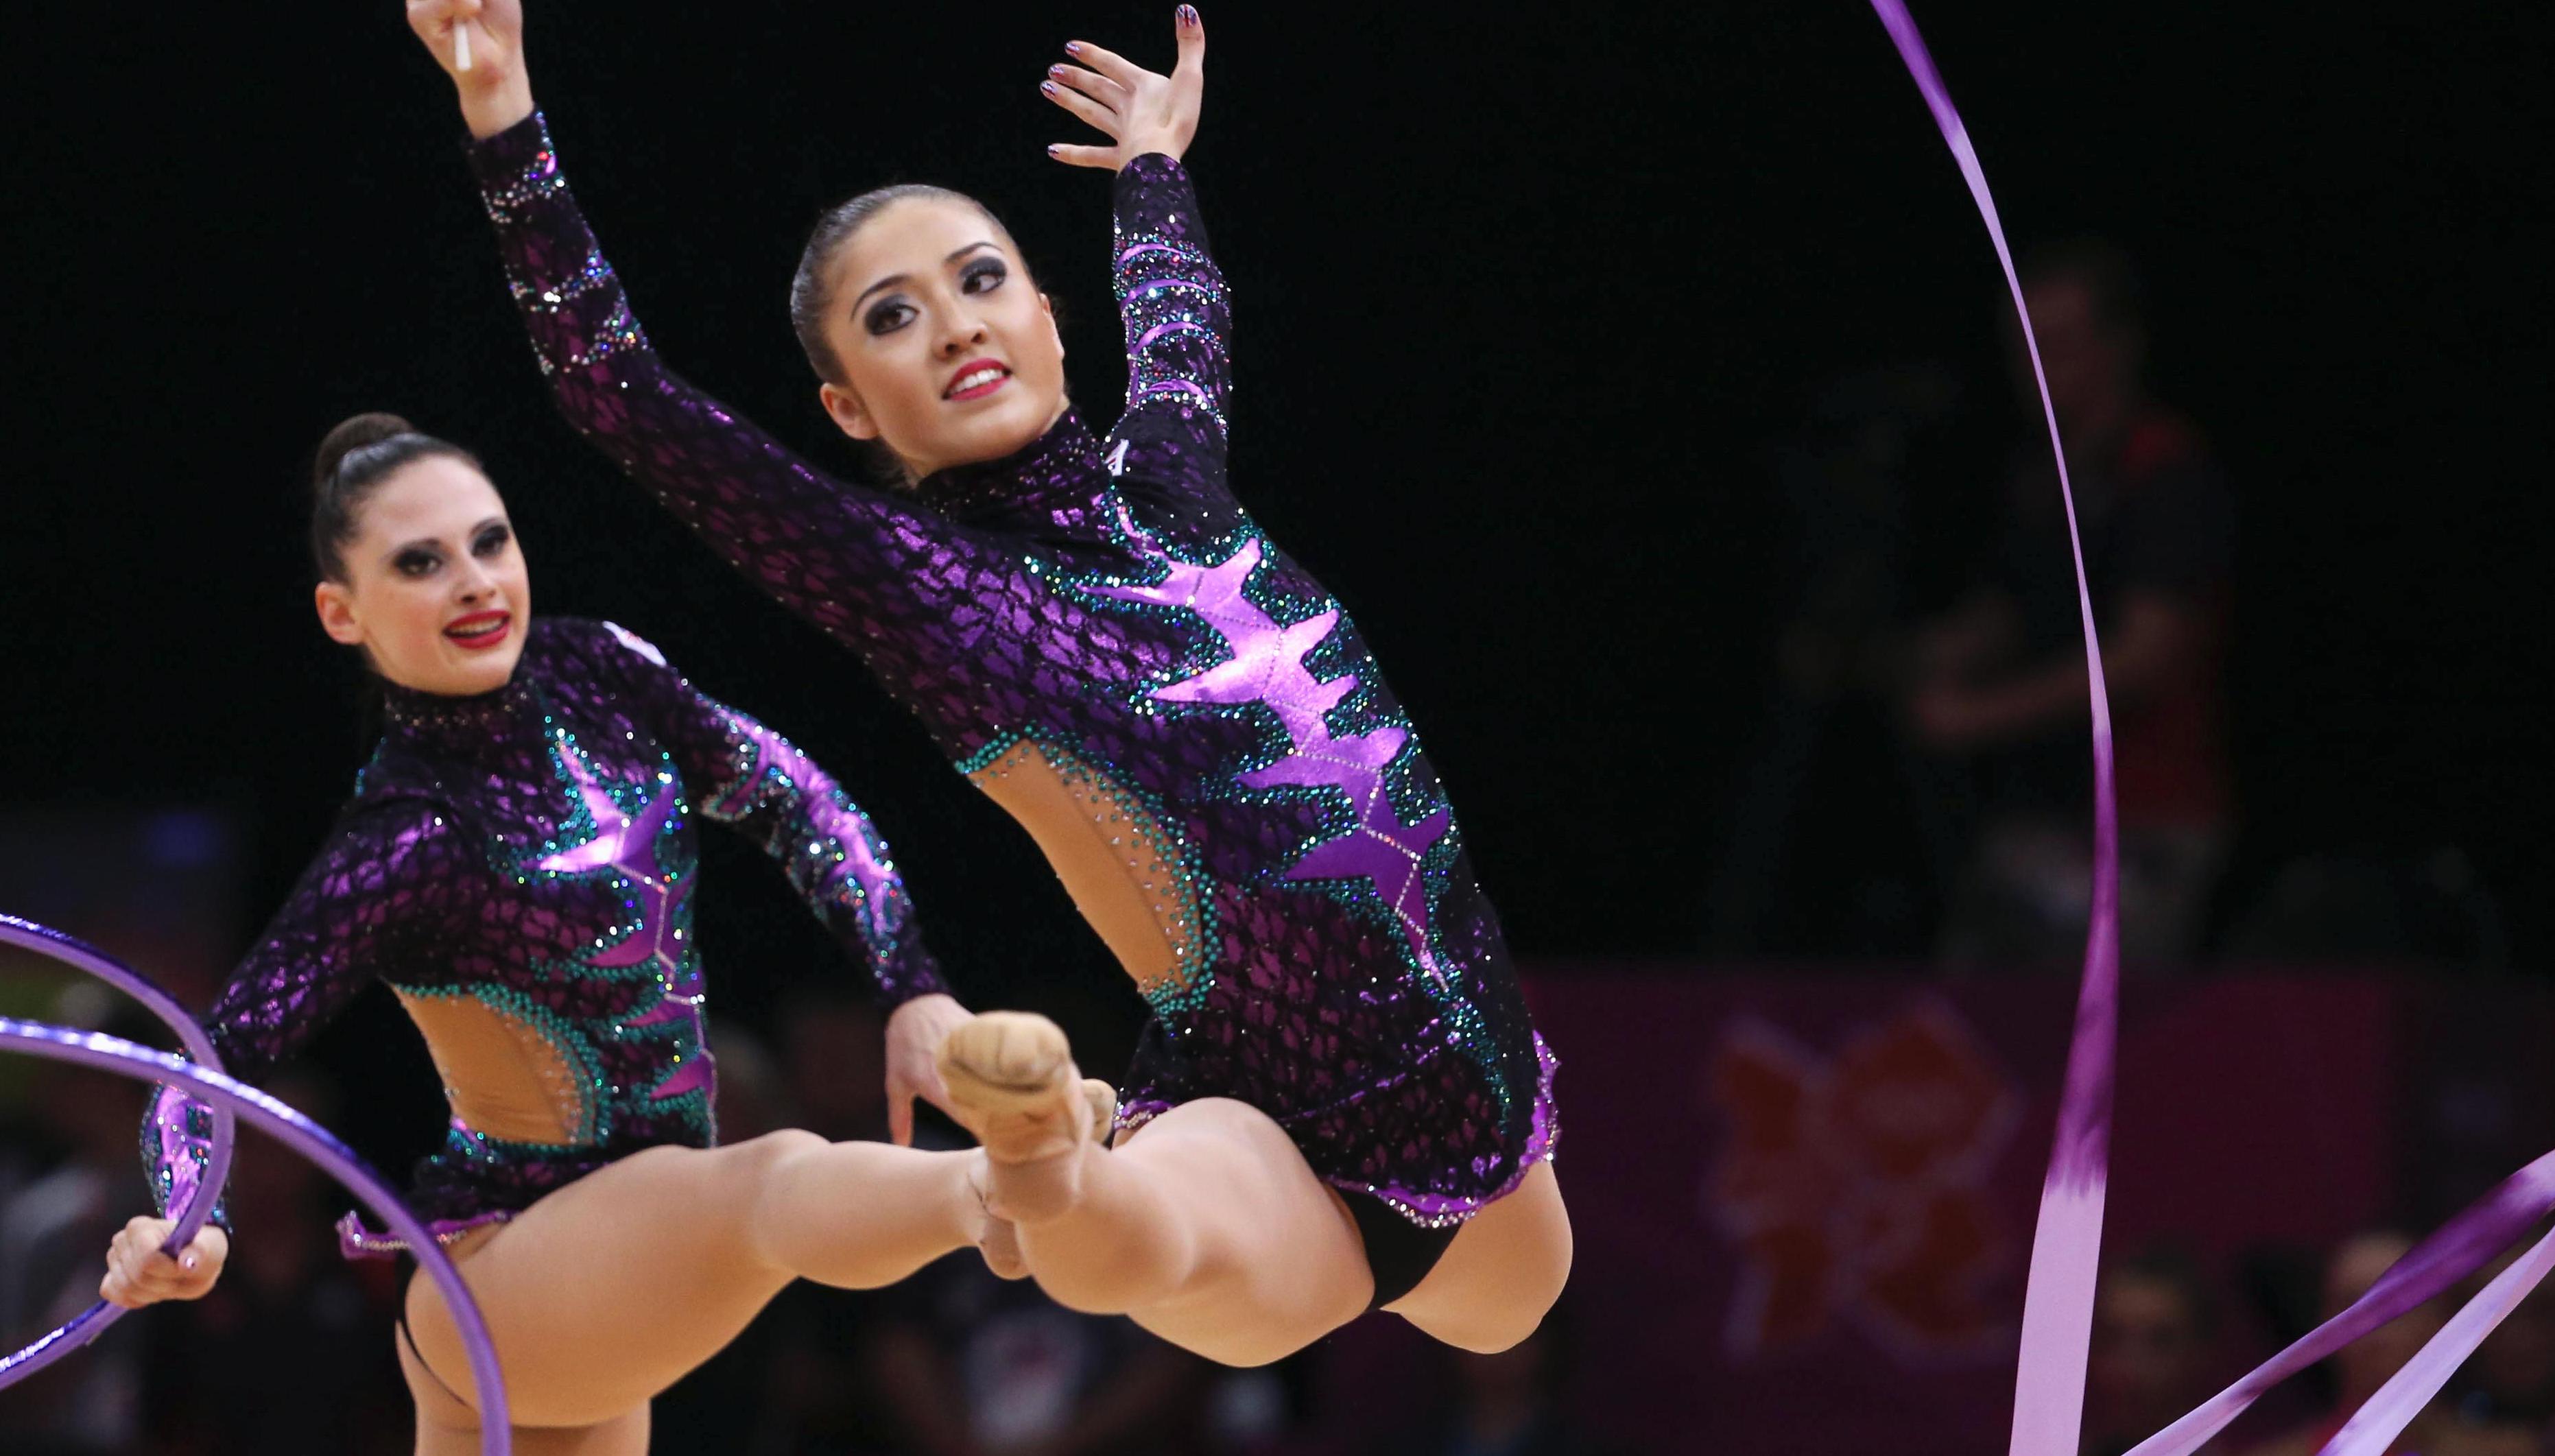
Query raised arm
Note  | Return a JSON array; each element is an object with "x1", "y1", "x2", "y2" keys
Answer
[
  {"x1": 405, "y1": 2, "x2": 1022, "y2": 728},
  {"x1": 590, "y1": 622, "x2": 968, "y2": 1142},
  {"x1": 114, "y1": 802, "x2": 453, "y2": 1306},
  {"x1": 1045, "y1": 10, "x2": 1234, "y2": 475}
]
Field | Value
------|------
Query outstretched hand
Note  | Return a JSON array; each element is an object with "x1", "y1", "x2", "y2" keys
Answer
[
  {"x1": 99, "y1": 1216, "x2": 227, "y2": 1310},
  {"x1": 884, "y1": 993, "x2": 975, "y2": 1147},
  {"x1": 406, "y1": 0, "x2": 536, "y2": 140},
  {"x1": 1043, "y1": 6, "x2": 1206, "y2": 170}
]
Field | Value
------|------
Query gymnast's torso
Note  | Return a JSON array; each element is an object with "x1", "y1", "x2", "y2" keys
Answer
[
  {"x1": 470, "y1": 117, "x2": 1555, "y2": 1225},
  {"x1": 143, "y1": 617, "x2": 941, "y2": 1249}
]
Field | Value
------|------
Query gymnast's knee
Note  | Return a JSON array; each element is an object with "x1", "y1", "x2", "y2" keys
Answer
[{"x1": 733, "y1": 1130, "x2": 830, "y2": 1250}]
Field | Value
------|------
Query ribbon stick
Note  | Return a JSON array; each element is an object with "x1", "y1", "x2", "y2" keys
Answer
[
  {"x1": 0, "y1": 914, "x2": 237, "y2": 1393},
  {"x1": 0, "y1": 1018, "x2": 512, "y2": 1454},
  {"x1": 1861, "y1": 5, "x2": 2121, "y2": 1453}
]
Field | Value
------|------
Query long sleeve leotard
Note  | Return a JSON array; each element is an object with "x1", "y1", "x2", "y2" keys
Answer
[
  {"x1": 143, "y1": 617, "x2": 942, "y2": 1252},
  {"x1": 469, "y1": 116, "x2": 1553, "y2": 1225}
]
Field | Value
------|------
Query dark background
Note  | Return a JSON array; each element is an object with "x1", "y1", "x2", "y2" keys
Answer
[
  {"x1": 3, "y1": 0, "x2": 2548, "y2": 1148},
  {"x1": 3, "y1": 3, "x2": 2553, "y2": 1453}
]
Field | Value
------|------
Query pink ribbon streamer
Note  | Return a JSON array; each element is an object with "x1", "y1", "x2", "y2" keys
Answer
[{"x1": 1861, "y1": 5, "x2": 2121, "y2": 1451}]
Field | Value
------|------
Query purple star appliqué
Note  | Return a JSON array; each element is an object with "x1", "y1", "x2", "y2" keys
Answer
[
  {"x1": 535, "y1": 734, "x2": 713, "y2": 1101},
  {"x1": 1089, "y1": 537, "x2": 1452, "y2": 984}
]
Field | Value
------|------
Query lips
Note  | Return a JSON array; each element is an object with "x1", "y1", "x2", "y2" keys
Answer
[
  {"x1": 943, "y1": 358, "x2": 1012, "y2": 401},
  {"x1": 444, "y1": 610, "x2": 513, "y2": 651}
]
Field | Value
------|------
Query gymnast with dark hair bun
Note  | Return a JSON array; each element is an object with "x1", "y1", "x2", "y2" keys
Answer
[
  {"x1": 407, "y1": 0, "x2": 1571, "y2": 1370},
  {"x1": 102, "y1": 411, "x2": 1018, "y2": 1454}
]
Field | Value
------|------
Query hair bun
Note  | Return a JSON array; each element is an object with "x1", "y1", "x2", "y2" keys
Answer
[{"x1": 311, "y1": 412, "x2": 418, "y2": 492}]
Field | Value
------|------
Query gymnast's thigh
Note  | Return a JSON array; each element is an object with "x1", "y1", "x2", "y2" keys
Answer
[
  {"x1": 399, "y1": 1326, "x2": 651, "y2": 1456},
  {"x1": 402, "y1": 1134, "x2": 814, "y2": 1428}
]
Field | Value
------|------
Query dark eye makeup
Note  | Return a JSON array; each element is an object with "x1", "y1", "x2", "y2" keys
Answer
[
  {"x1": 859, "y1": 254, "x2": 1010, "y2": 337},
  {"x1": 863, "y1": 297, "x2": 918, "y2": 336}
]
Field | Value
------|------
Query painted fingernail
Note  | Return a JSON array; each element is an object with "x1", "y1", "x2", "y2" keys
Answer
[
  {"x1": 1049, "y1": 64, "x2": 1067, "y2": 76},
  {"x1": 1047, "y1": 144, "x2": 1062, "y2": 156},
  {"x1": 1065, "y1": 40, "x2": 1083, "y2": 54},
  {"x1": 1041, "y1": 81, "x2": 1059, "y2": 95},
  {"x1": 1179, "y1": 5, "x2": 1200, "y2": 26}
]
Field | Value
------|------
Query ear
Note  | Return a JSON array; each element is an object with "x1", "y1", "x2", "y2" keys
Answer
[
  {"x1": 1041, "y1": 291, "x2": 1064, "y2": 361},
  {"x1": 818, "y1": 381, "x2": 881, "y2": 443},
  {"x1": 315, "y1": 580, "x2": 366, "y2": 647}
]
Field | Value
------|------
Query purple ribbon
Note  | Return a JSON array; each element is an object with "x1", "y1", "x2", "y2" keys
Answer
[
  {"x1": 1862, "y1": 5, "x2": 2121, "y2": 1451},
  {"x1": 0, "y1": 1016, "x2": 512, "y2": 1453},
  {"x1": 1865, "y1": 10, "x2": 2555, "y2": 1454},
  {"x1": 2321, "y1": 1222, "x2": 2555, "y2": 1456},
  {"x1": 0, "y1": 914, "x2": 237, "y2": 1394},
  {"x1": 2123, "y1": 1145, "x2": 2555, "y2": 1456}
]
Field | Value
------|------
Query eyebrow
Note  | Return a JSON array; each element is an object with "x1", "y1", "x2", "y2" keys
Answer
[
  {"x1": 851, "y1": 241, "x2": 1005, "y2": 309},
  {"x1": 385, "y1": 517, "x2": 508, "y2": 560}
]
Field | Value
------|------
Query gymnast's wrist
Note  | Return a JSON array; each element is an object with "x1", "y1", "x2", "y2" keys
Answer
[{"x1": 460, "y1": 75, "x2": 537, "y2": 141}]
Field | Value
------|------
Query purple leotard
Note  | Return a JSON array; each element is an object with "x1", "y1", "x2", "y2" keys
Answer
[
  {"x1": 142, "y1": 617, "x2": 942, "y2": 1253},
  {"x1": 469, "y1": 115, "x2": 1554, "y2": 1226}
]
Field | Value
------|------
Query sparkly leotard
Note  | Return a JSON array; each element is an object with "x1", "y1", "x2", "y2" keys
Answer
[
  {"x1": 142, "y1": 617, "x2": 942, "y2": 1252},
  {"x1": 469, "y1": 115, "x2": 1554, "y2": 1226}
]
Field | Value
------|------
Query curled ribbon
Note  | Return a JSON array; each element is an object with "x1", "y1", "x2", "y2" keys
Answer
[
  {"x1": 1860, "y1": 5, "x2": 2119, "y2": 1450},
  {"x1": 1864, "y1": 8, "x2": 2555, "y2": 1455}
]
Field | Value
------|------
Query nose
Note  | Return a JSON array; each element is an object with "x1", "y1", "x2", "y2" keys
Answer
[
  {"x1": 453, "y1": 555, "x2": 499, "y2": 604},
  {"x1": 936, "y1": 305, "x2": 989, "y2": 358}
]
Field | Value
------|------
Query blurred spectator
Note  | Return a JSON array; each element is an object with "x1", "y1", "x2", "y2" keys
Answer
[
  {"x1": 1407, "y1": 1302, "x2": 1613, "y2": 1456},
  {"x1": 0, "y1": 1024, "x2": 155, "y2": 1455},
  {"x1": 1703, "y1": 361, "x2": 1968, "y2": 955},
  {"x1": 863, "y1": 1237, "x2": 1209, "y2": 1456},
  {"x1": 147, "y1": 1069, "x2": 409, "y2": 1454},
  {"x1": 2245, "y1": 1231, "x2": 2534, "y2": 1456},
  {"x1": 2084, "y1": 1250, "x2": 2222, "y2": 1456},
  {"x1": 2455, "y1": 1249, "x2": 2555, "y2": 1433},
  {"x1": 1905, "y1": 239, "x2": 2237, "y2": 966}
]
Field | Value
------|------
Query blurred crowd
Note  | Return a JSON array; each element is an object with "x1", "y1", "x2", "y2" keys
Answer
[
  {"x1": 1703, "y1": 238, "x2": 2504, "y2": 971},
  {"x1": 2084, "y1": 1236, "x2": 2555, "y2": 1456}
]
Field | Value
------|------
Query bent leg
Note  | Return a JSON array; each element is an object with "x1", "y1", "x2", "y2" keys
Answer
[
  {"x1": 1384, "y1": 1160, "x2": 1572, "y2": 1353},
  {"x1": 405, "y1": 1130, "x2": 979, "y2": 1428},
  {"x1": 1012, "y1": 1099, "x2": 1375, "y2": 1368}
]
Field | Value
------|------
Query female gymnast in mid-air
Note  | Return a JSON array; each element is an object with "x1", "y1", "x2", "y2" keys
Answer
[
  {"x1": 405, "y1": 0, "x2": 1573, "y2": 1370},
  {"x1": 99, "y1": 412, "x2": 1010, "y2": 1453}
]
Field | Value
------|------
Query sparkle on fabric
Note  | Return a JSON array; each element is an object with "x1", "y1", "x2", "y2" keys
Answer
[
  {"x1": 142, "y1": 618, "x2": 943, "y2": 1250},
  {"x1": 468, "y1": 115, "x2": 1554, "y2": 1226}
]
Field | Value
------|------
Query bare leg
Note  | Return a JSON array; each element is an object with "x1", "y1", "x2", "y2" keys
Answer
[
  {"x1": 1013, "y1": 1098, "x2": 1376, "y2": 1367},
  {"x1": 1383, "y1": 1160, "x2": 1572, "y2": 1352},
  {"x1": 401, "y1": 1330, "x2": 650, "y2": 1456},
  {"x1": 403, "y1": 1130, "x2": 979, "y2": 1429},
  {"x1": 941, "y1": 1012, "x2": 1572, "y2": 1367}
]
